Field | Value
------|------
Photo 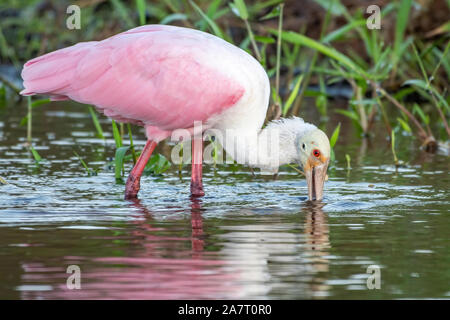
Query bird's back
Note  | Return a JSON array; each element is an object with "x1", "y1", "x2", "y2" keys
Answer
[{"x1": 21, "y1": 25, "x2": 269, "y2": 140}]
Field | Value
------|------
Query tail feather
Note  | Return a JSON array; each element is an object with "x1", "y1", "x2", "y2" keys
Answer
[{"x1": 21, "y1": 42, "x2": 95, "y2": 97}]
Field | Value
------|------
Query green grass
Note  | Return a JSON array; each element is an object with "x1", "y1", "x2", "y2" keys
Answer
[
  {"x1": 29, "y1": 146, "x2": 42, "y2": 164},
  {"x1": 74, "y1": 151, "x2": 97, "y2": 176},
  {"x1": 144, "y1": 153, "x2": 171, "y2": 175},
  {"x1": 88, "y1": 106, "x2": 105, "y2": 140},
  {"x1": 329, "y1": 122, "x2": 340, "y2": 163},
  {"x1": 0, "y1": 0, "x2": 448, "y2": 181},
  {"x1": 114, "y1": 146, "x2": 130, "y2": 183}
]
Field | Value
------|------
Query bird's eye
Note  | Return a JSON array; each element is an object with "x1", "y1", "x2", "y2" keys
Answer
[
  {"x1": 302, "y1": 143, "x2": 306, "y2": 151},
  {"x1": 313, "y1": 149, "x2": 321, "y2": 158}
]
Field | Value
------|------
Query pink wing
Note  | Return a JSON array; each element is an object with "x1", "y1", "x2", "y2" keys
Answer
[{"x1": 21, "y1": 25, "x2": 245, "y2": 141}]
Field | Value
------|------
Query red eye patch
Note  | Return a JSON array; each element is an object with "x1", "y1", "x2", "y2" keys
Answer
[{"x1": 313, "y1": 149, "x2": 321, "y2": 158}]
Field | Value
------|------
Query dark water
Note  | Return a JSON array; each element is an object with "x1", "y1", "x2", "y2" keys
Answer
[{"x1": 0, "y1": 99, "x2": 449, "y2": 299}]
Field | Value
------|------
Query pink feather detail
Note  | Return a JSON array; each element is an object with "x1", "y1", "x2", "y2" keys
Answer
[{"x1": 21, "y1": 25, "x2": 245, "y2": 142}]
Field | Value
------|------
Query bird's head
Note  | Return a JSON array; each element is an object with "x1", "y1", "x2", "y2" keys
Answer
[{"x1": 297, "y1": 128, "x2": 330, "y2": 201}]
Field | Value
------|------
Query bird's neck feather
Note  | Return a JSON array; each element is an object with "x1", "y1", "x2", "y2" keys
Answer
[{"x1": 215, "y1": 117, "x2": 317, "y2": 173}]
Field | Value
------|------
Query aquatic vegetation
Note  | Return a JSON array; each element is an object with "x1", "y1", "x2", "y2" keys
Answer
[
  {"x1": 114, "y1": 145, "x2": 130, "y2": 183},
  {"x1": 29, "y1": 145, "x2": 41, "y2": 164},
  {"x1": 26, "y1": 96, "x2": 31, "y2": 144},
  {"x1": 329, "y1": 122, "x2": 340, "y2": 163},
  {"x1": 144, "y1": 153, "x2": 171, "y2": 176},
  {"x1": 345, "y1": 153, "x2": 351, "y2": 170},
  {"x1": 0, "y1": 0, "x2": 448, "y2": 179},
  {"x1": 73, "y1": 151, "x2": 97, "y2": 176},
  {"x1": 88, "y1": 106, "x2": 105, "y2": 140}
]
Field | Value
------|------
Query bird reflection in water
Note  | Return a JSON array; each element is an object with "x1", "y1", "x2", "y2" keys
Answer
[
  {"x1": 19, "y1": 198, "x2": 238, "y2": 299},
  {"x1": 128, "y1": 197, "x2": 206, "y2": 259},
  {"x1": 302, "y1": 201, "x2": 331, "y2": 297},
  {"x1": 190, "y1": 197, "x2": 205, "y2": 257},
  {"x1": 18, "y1": 199, "x2": 332, "y2": 299}
]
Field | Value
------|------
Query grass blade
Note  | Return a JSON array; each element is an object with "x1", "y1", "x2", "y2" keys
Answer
[
  {"x1": 330, "y1": 122, "x2": 341, "y2": 148},
  {"x1": 313, "y1": 0, "x2": 347, "y2": 15},
  {"x1": 431, "y1": 40, "x2": 450, "y2": 81},
  {"x1": 115, "y1": 146, "x2": 130, "y2": 182},
  {"x1": 73, "y1": 151, "x2": 95, "y2": 176},
  {"x1": 345, "y1": 154, "x2": 351, "y2": 170},
  {"x1": 275, "y1": 3, "x2": 284, "y2": 105},
  {"x1": 111, "y1": 120, "x2": 123, "y2": 148},
  {"x1": 0, "y1": 176, "x2": 7, "y2": 185},
  {"x1": 31, "y1": 98, "x2": 51, "y2": 108},
  {"x1": 144, "y1": 153, "x2": 171, "y2": 175},
  {"x1": 127, "y1": 123, "x2": 137, "y2": 164},
  {"x1": 0, "y1": 85, "x2": 6, "y2": 108},
  {"x1": 190, "y1": 0, "x2": 225, "y2": 39},
  {"x1": 111, "y1": 0, "x2": 134, "y2": 28},
  {"x1": 29, "y1": 146, "x2": 42, "y2": 163},
  {"x1": 391, "y1": 130, "x2": 399, "y2": 166},
  {"x1": 322, "y1": 19, "x2": 366, "y2": 43},
  {"x1": 335, "y1": 109, "x2": 360, "y2": 122},
  {"x1": 20, "y1": 98, "x2": 51, "y2": 126},
  {"x1": 89, "y1": 106, "x2": 105, "y2": 140},
  {"x1": 413, "y1": 103, "x2": 430, "y2": 126},
  {"x1": 282, "y1": 74, "x2": 303, "y2": 115},
  {"x1": 27, "y1": 96, "x2": 32, "y2": 143},
  {"x1": 397, "y1": 117, "x2": 412, "y2": 133},
  {"x1": 160, "y1": 13, "x2": 187, "y2": 25},
  {"x1": 274, "y1": 30, "x2": 368, "y2": 78},
  {"x1": 233, "y1": 0, "x2": 249, "y2": 20},
  {"x1": 136, "y1": 0, "x2": 146, "y2": 25},
  {"x1": 393, "y1": 0, "x2": 412, "y2": 63}
]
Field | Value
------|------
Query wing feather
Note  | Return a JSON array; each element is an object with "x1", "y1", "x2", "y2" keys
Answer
[{"x1": 21, "y1": 25, "x2": 245, "y2": 132}]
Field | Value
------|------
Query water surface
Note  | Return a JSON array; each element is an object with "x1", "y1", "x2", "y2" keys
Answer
[{"x1": 0, "y1": 100, "x2": 449, "y2": 299}]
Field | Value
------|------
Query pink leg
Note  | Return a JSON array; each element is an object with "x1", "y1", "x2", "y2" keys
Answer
[
  {"x1": 125, "y1": 140, "x2": 157, "y2": 199},
  {"x1": 190, "y1": 136, "x2": 205, "y2": 197}
]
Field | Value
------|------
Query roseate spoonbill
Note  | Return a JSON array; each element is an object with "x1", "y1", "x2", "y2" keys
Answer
[{"x1": 20, "y1": 25, "x2": 330, "y2": 201}]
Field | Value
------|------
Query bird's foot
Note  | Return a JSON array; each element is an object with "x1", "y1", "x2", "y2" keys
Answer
[
  {"x1": 124, "y1": 175, "x2": 140, "y2": 200},
  {"x1": 190, "y1": 182, "x2": 205, "y2": 197}
]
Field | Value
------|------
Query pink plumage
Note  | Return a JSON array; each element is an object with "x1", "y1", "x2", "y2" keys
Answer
[
  {"x1": 21, "y1": 25, "x2": 246, "y2": 142},
  {"x1": 21, "y1": 24, "x2": 276, "y2": 200}
]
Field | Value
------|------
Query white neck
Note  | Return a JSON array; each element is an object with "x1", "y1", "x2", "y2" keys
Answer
[{"x1": 215, "y1": 117, "x2": 317, "y2": 173}]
